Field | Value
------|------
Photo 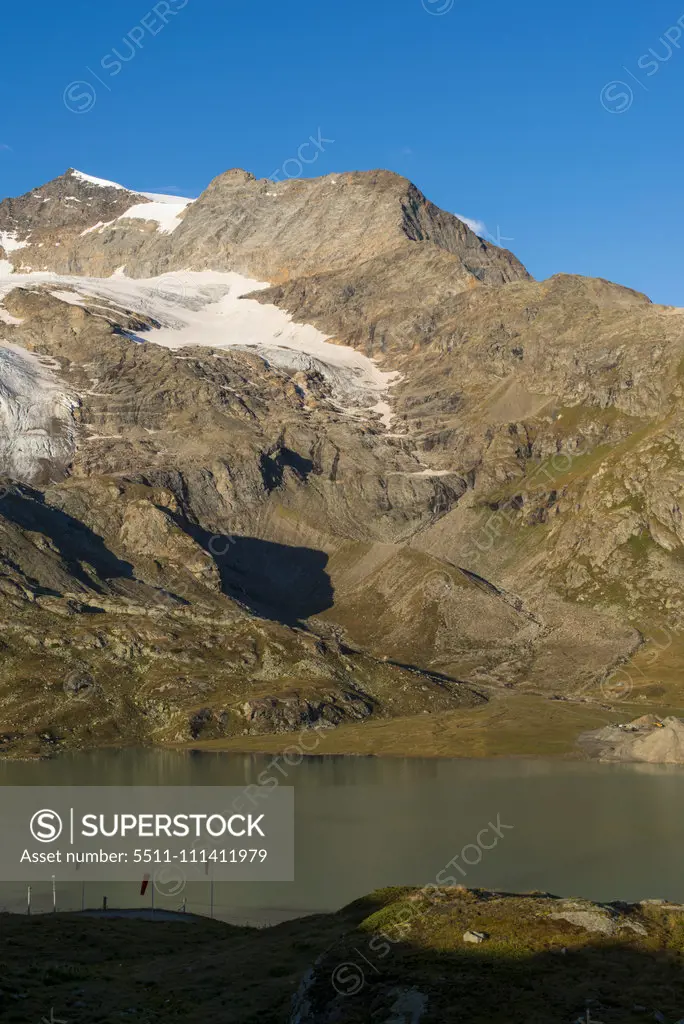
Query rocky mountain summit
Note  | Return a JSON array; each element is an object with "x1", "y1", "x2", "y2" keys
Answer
[{"x1": 0, "y1": 165, "x2": 679, "y2": 757}]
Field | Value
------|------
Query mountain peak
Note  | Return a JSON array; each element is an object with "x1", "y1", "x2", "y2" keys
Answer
[
  {"x1": 0, "y1": 165, "x2": 530, "y2": 287},
  {"x1": 67, "y1": 169, "x2": 130, "y2": 191},
  {"x1": 205, "y1": 168, "x2": 256, "y2": 190}
]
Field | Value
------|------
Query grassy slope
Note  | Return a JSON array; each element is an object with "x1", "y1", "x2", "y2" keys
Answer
[
  {"x1": 0, "y1": 901, "x2": 376, "y2": 1024},
  {"x1": 185, "y1": 691, "x2": 626, "y2": 758},
  {"x1": 3, "y1": 889, "x2": 684, "y2": 1023},
  {"x1": 186, "y1": 630, "x2": 684, "y2": 759}
]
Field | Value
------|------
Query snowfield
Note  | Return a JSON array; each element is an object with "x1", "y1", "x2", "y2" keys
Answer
[
  {"x1": 0, "y1": 266, "x2": 398, "y2": 481},
  {"x1": 116, "y1": 200, "x2": 192, "y2": 234},
  {"x1": 0, "y1": 341, "x2": 77, "y2": 482},
  {"x1": 0, "y1": 171, "x2": 399, "y2": 482},
  {"x1": 1, "y1": 172, "x2": 397, "y2": 430}
]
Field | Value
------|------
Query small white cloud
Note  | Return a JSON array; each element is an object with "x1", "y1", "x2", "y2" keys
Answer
[
  {"x1": 456, "y1": 213, "x2": 488, "y2": 237},
  {"x1": 455, "y1": 214, "x2": 514, "y2": 248},
  {"x1": 0, "y1": 144, "x2": 12, "y2": 153}
]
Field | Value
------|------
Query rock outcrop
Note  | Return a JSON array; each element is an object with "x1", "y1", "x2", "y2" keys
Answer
[
  {"x1": 580, "y1": 715, "x2": 684, "y2": 763},
  {"x1": 286, "y1": 888, "x2": 684, "y2": 1024}
]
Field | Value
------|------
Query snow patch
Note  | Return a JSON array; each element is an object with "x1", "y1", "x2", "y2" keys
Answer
[
  {"x1": 80, "y1": 221, "x2": 115, "y2": 237},
  {"x1": 0, "y1": 231, "x2": 28, "y2": 254},
  {"x1": 0, "y1": 308, "x2": 23, "y2": 325},
  {"x1": 388, "y1": 468, "x2": 453, "y2": 477},
  {"x1": 139, "y1": 191, "x2": 192, "y2": 205},
  {"x1": 117, "y1": 199, "x2": 191, "y2": 234},
  {"x1": 50, "y1": 290, "x2": 88, "y2": 304},
  {"x1": 371, "y1": 400, "x2": 393, "y2": 429},
  {"x1": 103, "y1": 271, "x2": 398, "y2": 421}
]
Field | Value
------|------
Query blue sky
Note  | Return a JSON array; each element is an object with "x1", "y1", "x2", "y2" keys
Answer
[{"x1": 1, "y1": 0, "x2": 683, "y2": 303}]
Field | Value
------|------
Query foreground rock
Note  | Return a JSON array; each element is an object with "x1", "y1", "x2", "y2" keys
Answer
[
  {"x1": 290, "y1": 888, "x2": 684, "y2": 1023},
  {"x1": 580, "y1": 714, "x2": 684, "y2": 763}
]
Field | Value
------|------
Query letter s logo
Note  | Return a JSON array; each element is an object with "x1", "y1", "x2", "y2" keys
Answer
[{"x1": 30, "y1": 809, "x2": 63, "y2": 843}]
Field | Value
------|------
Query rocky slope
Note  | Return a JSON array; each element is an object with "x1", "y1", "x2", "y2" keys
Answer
[{"x1": 0, "y1": 164, "x2": 678, "y2": 755}]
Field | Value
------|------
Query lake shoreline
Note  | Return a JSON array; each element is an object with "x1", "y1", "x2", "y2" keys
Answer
[
  {"x1": 4, "y1": 752, "x2": 684, "y2": 915},
  {"x1": 4, "y1": 687, "x2": 684, "y2": 763}
]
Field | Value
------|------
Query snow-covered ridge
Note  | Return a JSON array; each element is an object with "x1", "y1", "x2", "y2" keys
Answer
[
  {"x1": 70, "y1": 170, "x2": 191, "y2": 203},
  {"x1": 71, "y1": 170, "x2": 128, "y2": 191},
  {"x1": 68, "y1": 170, "x2": 193, "y2": 234},
  {"x1": 69, "y1": 169, "x2": 193, "y2": 206}
]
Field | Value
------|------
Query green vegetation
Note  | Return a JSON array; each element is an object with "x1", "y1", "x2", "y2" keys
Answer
[
  {"x1": 189, "y1": 692, "x2": 628, "y2": 759},
  {"x1": 4, "y1": 889, "x2": 684, "y2": 1022}
]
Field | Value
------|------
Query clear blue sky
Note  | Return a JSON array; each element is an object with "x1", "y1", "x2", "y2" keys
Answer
[{"x1": 1, "y1": 0, "x2": 683, "y2": 303}]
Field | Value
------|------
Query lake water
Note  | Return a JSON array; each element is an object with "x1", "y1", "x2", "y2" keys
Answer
[{"x1": 1, "y1": 750, "x2": 683, "y2": 922}]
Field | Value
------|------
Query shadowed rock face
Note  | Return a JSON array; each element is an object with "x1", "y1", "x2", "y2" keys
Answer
[
  {"x1": 0, "y1": 164, "x2": 677, "y2": 757},
  {"x1": 184, "y1": 530, "x2": 335, "y2": 623}
]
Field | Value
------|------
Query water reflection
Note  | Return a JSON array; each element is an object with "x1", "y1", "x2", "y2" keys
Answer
[{"x1": 1, "y1": 751, "x2": 683, "y2": 922}]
